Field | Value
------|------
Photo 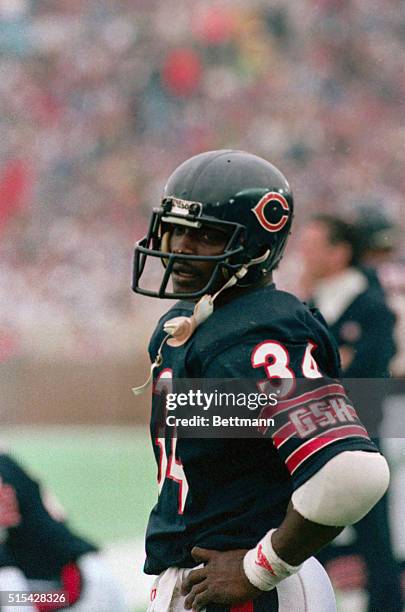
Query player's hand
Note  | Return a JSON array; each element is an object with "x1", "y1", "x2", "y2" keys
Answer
[{"x1": 181, "y1": 546, "x2": 262, "y2": 611}]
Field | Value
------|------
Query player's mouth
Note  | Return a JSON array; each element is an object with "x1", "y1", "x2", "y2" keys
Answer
[{"x1": 172, "y1": 264, "x2": 201, "y2": 280}]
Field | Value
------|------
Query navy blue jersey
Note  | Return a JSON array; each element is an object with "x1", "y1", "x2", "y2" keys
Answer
[
  {"x1": 144, "y1": 284, "x2": 377, "y2": 575},
  {"x1": 0, "y1": 454, "x2": 96, "y2": 580}
]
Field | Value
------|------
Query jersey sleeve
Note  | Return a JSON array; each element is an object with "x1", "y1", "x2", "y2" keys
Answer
[{"x1": 202, "y1": 338, "x2": 378, "y2": 490}]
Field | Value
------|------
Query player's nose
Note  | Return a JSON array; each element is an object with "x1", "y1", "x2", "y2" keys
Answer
[{"x1": 171, "y1": 228, "x2": 197, "y2": 254}]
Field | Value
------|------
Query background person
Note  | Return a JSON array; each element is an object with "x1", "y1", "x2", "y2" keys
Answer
[
  {"x1": 0, "y1": 452, "x2": 126, "y2": 612},
  {"x1": 300, "y1": 214, "x2": 402, "y2": 612}
]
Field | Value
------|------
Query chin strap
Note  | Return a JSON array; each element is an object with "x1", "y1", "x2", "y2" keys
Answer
[
  {"x1": 132, "y1": 251, "x2": 270, "y2": 396},
  {"x1": 163, "y1": 262, "x2": 251, "y2": 348},
  {"x1": 132, "y1": 335, "x2": 168, "y2": 396}
]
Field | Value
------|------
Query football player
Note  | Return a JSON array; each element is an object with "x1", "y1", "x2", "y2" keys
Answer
[
  {"x1": 0, "y1": 452, "x2": 126, "y2": 612},
  {"x1": 132, "y1": 150, "x2": 390, "y2": 611}
]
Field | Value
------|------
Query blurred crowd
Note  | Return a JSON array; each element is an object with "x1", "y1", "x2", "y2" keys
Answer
[{"x1": 0, "y1": 0, "x2": 404, "y2": 359}]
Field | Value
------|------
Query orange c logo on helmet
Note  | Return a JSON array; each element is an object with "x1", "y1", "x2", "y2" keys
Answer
[{"x1": 252, "y1": 192, "x2": 290, "y2": 232}]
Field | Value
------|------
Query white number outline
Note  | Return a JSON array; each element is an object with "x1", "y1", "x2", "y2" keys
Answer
[
  {"x1": 251, "y1": 340, "x2": 323, "y2": 398},
  {"x1": 153, "y1": 368, "x2": 189, "y2": 514},
  {"x1": 251, "y1": 340, "x2": 296, "y2": 398},
  {"x1": 301, "y1": 340, "x2": 322, "y2": 379}
]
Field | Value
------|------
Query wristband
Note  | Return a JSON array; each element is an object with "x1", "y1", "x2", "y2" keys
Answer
[{"x1": 243, "y1": 529, "x2": 302, "y2": 591}]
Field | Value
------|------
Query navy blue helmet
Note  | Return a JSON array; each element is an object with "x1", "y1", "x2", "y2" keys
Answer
[{"x1": 133, "y1": 149, "x2": 294, "y2": 299}]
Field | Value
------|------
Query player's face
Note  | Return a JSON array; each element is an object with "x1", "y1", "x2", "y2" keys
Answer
[
  {"x1": 300, "y1": 221, "x2": 340, "y2": 280},
  {"x1": 169, "y1": 224, "x2": 230, "y2": 295}
]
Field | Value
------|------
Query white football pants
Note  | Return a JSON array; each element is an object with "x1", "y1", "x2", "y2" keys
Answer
[{"x1": 147, "y1": 556, "x2": 336, "y2": 612}]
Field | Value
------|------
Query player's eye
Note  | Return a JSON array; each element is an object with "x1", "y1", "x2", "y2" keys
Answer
[
  {"x1": 169, "y1": 224, "x2": 228, "y2": 247},
  {"x1": 171, "y1": 225, "x2": 187, "y2": 238},
  {"x1": 199, "y1": 227, "x2": 228, "y2": 245}
]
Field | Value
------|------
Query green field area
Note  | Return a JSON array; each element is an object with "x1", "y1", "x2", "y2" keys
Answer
[{"x1": 5, "y1": 426, "x2": 156, "y2": 545}]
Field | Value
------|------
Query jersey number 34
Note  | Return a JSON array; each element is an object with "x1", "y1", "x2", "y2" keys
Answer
[{"x1": 153, "y1": 341, "x2": 321, "y2": 514}]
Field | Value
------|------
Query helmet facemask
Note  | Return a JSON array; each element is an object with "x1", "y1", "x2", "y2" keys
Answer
[{"x1": 133, "y1": 197, "x2": 246, "y2": 299}]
